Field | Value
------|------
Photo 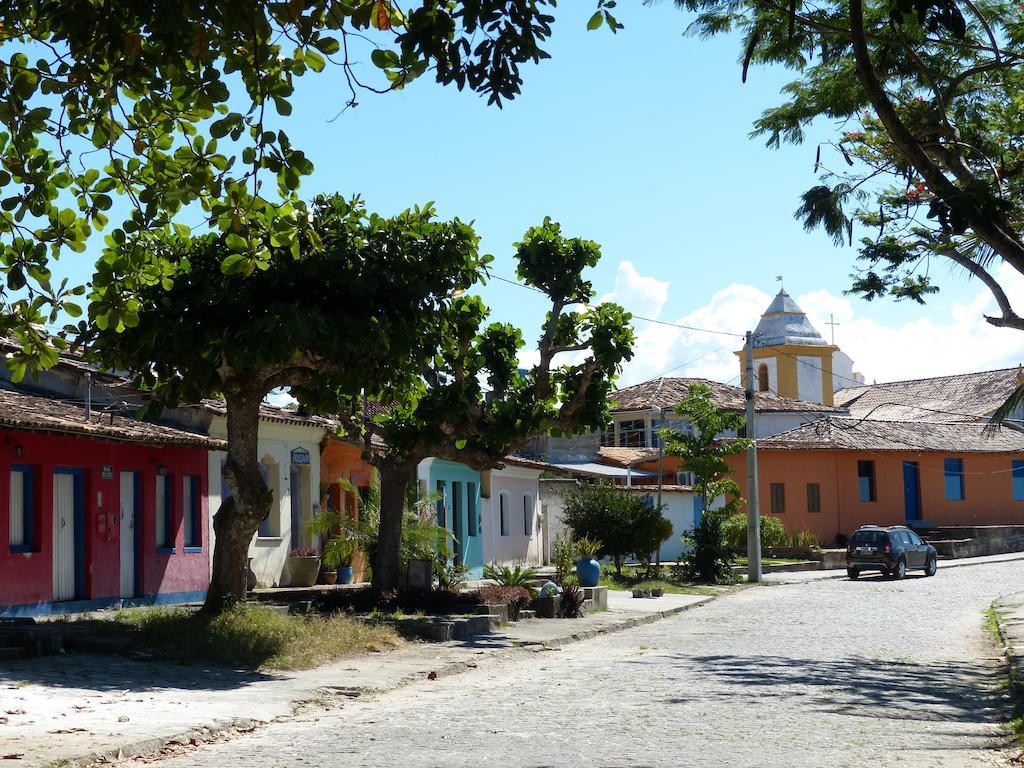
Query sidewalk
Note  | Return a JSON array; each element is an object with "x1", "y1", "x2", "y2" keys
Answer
[
  {"x1": 0, "y1": 591, "x2": 709, "y2": 767},
  {"x1": 761, "y1": 549, "x2": 1024, "y2": 584}
]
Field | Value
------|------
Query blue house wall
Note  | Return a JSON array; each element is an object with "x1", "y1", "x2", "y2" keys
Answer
[{"x1": 424, "y1": 459, "x2": 484, "y2": 578}]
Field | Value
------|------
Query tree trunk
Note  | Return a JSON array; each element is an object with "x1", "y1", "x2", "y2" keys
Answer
[
  {"x1": 372, "y1": 459, "x2": 414, "y2": 592},
  {"x1": 202, "y1": 387, "x2": 270, "y2": 615}
]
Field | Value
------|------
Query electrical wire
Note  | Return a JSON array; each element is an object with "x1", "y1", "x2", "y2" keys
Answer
[{"x1": 490, "y1": 274, "x2": 746, "y2": 339}]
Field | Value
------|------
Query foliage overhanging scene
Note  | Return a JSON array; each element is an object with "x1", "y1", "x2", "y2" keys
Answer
[{"x1": 3, "y1": 0, "x2": 1024, "y2": 763}]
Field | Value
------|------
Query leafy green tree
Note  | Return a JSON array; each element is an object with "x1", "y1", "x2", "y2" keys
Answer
[
  {"x1": 661, "y1": 382, "x2": 751, "y2": 582},
  {"x1": 86, "y1": 193, "x2": 487, "y2": 612},
  {"x1": 675, "y1": 0, "x2": 1024, "y2": 381},
  {"x1": 306, "y1": 218, "x2": 636, "y2": 591},
  {"x1": 559, "y1": 483, "x2": 670, "y2": 575},
  {"x1": 0, "y1": 1, "x2": 620, "y2": 375}
]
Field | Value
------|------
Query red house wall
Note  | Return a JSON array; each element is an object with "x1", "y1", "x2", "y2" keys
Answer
[{"x1": 0, "y1": 428, "x2": 210, "y2": 611}]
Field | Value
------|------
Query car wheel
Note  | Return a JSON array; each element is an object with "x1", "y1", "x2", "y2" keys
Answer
[
  {"x1": 925, "y1": 555, "x2": 937, "y2": 577},
  {"x1": 893, "y1": 558, "x2": 907, "y2": 580},
  {"x1": 847, "y1": 567, "x2": 859, "y2": 580}
]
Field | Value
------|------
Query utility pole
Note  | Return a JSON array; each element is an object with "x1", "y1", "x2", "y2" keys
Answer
[
  {"x1": 744, "y1": 331, "x2": 762, "y2": 583},
  {"x1": 655, "y1": 406, "x2": 665, "y2": 568}
]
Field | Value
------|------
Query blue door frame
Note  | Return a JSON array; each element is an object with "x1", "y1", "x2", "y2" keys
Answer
[
  {"x1": 54, "y1": 468, "x2": 86, "y2": 601},
  {"x1": 903, "y1": 461, "x2": 921, "y2": 523}
]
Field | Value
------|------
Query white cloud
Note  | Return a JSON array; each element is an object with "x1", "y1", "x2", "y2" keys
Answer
[
  {"x1": 609, "y1": 261, "x2": 1024, "y2": 389},
  {"x1": 599, "y1": 260, "x2": 670, "y2": 319}
]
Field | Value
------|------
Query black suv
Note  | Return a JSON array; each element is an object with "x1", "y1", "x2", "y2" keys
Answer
[{"x1": 846, "y1": 525, "x2": 938, "y2": 580}]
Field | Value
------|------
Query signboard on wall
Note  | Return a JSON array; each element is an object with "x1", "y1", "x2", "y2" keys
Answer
[{"x1": 290, "y1": 448, "x2": 311, "y2": 466}]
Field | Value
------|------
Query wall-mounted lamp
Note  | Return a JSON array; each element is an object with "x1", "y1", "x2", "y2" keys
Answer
[{"x1": 4, "y1": 436, "x2": 24, "y2": 458}]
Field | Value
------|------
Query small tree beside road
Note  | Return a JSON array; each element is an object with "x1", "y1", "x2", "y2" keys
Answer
[
  {"x1": 560, "y1": 483, "x2": 671, "y2": 575},
  {"x1": 661, "y1": 383, "x2": 751, "y2": 583}
]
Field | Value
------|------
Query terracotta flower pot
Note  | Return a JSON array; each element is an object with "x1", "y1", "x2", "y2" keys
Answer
[{"x1": 286, "y1": 556, "x2": 321, "y2": 587}]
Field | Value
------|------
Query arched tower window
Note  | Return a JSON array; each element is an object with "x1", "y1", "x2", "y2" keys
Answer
[{"x1": 757, "y1": 363, "x2": 770, "y2": 392}]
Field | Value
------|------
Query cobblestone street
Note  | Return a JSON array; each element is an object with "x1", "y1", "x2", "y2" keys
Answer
[{"x1": 137, "y1": 561, "x2": 1021, "y2": 768}]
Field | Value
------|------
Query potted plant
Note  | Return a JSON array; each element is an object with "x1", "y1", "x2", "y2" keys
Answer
[
  {"x1": 323, "y1": 537, "x2": 356, "y2": 584},
  {"x1": 286, "y1": 547, "x2": 321, "y2": 587},
  {"x1": 574, "y1": 536, "x2": 603, "y2": 588}
]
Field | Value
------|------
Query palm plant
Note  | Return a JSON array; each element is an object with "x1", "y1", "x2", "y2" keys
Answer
[
  {"x1": 337, "y1": 474, "x2": 453, "y2": 566},
  {"x1": 483, "y1": 562, "x2": 541, "y2": 597}
]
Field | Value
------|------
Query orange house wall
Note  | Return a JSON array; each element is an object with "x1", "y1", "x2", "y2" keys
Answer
[
  {"x1": 725, "y1": 450, "x2": 1024, "y2": 545},
  {"x1": 320, "y1": 440, "x2": 375, "y2": 581}
]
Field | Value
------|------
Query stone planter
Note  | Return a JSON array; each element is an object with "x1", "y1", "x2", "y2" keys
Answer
[
  {"x1": 286, "y1": 556, "x2": 321, "y2": 587},
  {"x1": 532, "y1": 594, "x2": 561, "y2": 619},
  {"x1": 650, "y1": 588, "x2": 664, "y2": 598},
  {"x1": 402, "y1": 558, "x2": 433, "y2": 590}
]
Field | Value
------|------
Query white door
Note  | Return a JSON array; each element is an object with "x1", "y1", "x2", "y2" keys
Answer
[
  {"x1": 119, "y1": 472, "x2": 136, "y2": 598},
  {"x1": 52, "y1": 472, "x2": 77, "y2": 602}
]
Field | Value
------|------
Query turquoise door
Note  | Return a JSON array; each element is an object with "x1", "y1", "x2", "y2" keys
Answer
[{"x1": 429, "y1": 462, "x2": 483, "y2": 578}]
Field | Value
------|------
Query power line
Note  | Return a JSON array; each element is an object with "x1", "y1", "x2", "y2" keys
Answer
[{"x1": 490, "y1": 274, "x2": 746, "y2": 339}]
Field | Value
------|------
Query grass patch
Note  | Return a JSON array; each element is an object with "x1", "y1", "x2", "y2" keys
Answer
[
  {"x1": 66, "y1": 604, "x2": 403, "y2": 671},
  {"x1": 984, "y1": 603, "x2": 1024, "y2": 748},
  {"x1": 599, "y1": 566, "x2": 738, "y2": 596}
]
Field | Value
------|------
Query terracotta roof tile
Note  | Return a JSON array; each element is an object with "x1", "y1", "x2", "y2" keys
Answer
[
  {"x1": 597, "y1": 446, "x2": 660, "y2": 466},
  {"x1": 835, "y1": 367, "x2": 1023, "y2": 422},
  {"x1": 757, "y1": 416, "x2": 1024, "y2": 453},
  {"x1": 610, "y1": 377, "x2": 842, "y2": 414},
  {"x1": 0, "y1": 387, "x2": 226, "y2": 450}
]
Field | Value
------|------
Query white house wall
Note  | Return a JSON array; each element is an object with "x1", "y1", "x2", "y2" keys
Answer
[
  {"x1": 482, "y1": 466, "x2": 544, "y2": 566},
  {"x1": 206, "y1": 417, "x2": 325, "y2": 588}
]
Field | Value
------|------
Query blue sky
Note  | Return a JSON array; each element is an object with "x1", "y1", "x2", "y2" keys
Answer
[{"x1": 52, "y1": 1, "x2": 1024, "y2": 387}]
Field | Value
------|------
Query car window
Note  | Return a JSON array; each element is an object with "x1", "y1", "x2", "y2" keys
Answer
[
  {"x1": 895, "y1": 531, "x2": 911, "y2": 545},
  {"x1": 907, "y1": 531, "x2": 924, "y2": 545},
  {"x1": 851, "y1": 530, "x2": 887, "y2": 544}
]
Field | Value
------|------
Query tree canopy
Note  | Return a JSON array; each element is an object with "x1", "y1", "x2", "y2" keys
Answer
[
  {"x1": 86, "y1": 192, "x2": 490, "y2": 611},
  {"x1": 676, "y1": 0, "x2": 1024, "y2": 337},
  {"x1": 0, "y1": 0, "x2": 618, "y2": 376},
  {"x1": 299, "y1": 216, "x2": 636, "y2": 590}
]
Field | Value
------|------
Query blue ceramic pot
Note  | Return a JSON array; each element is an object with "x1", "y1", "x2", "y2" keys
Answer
[
  {"x1": 576, "y1": 558, "x2": 601, "y2": 588},
  {"x1": 337, "y1": 566, "x2": 354, "y2": 585}
]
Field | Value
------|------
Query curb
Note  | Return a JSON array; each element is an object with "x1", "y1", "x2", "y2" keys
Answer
[
  {"x1": 58, "y1": 596, "x2": 713, "y2": 767},
  {"x1": 988, "y1": 597, "x2": 1024, "y2": 749},
  {"x1": 766, "y1": 552, "x2": 1024, "y2": 584}
]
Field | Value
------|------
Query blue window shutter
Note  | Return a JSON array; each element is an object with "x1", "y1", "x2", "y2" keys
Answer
[{"x1": 1013, "y1": 461, "x2": 1024, "y2": 502}]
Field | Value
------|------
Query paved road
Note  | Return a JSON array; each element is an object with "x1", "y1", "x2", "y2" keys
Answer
[{"x1": 144, "y1": 561, "x2": 1022, "y2": 768}]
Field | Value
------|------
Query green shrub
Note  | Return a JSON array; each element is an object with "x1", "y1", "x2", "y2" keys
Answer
[
  {"x1": 551, "y1": 531, "x2": 577, "y2": 583},
  {"x1": 722, "y1": 513, "x2": 788, "y2": 550},
  {"x1": 678, "y1": 509, "x2": 735, "y2": 583},
  {"x1": 560, "y1": 483, "x2": 672, "y2": 574}
]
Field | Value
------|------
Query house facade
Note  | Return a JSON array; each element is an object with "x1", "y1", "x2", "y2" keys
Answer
[
  {"x1": 418, "y1": 458, "x2": 485, "y2": 577},
  {"x1": 727, "y1": 417, "x2": 1024, "y2": 545},
  {"x1": 203, "y1": 402, "x2": 328, "y2": 588},
  {"x1": 0, "y1": 388, "x2": 221, "y2": 616},
  {"x1": 320, "y1": 434, "x2": 376, "y2": 581},
  {"x1": 481, "y1": 458, "x2": 548, "y2": 567}
]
